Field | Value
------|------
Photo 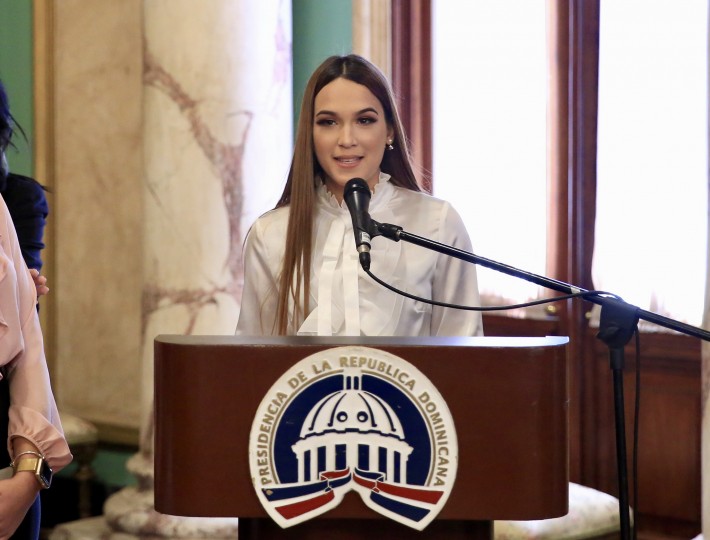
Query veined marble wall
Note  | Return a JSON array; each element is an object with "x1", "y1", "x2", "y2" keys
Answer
[
  {"x1": 139, "y1": 0, "x2": 292, "y2": 449},
  {"x1": 50, "y1": 0, "x2": 292, "y2": 446},
  {"x1": 50, "y1": 1, "x2": 291, "y2": 536}
]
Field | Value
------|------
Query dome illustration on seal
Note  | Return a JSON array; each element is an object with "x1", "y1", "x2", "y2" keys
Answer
[
  {"x1": 292, "y1": 370, "x2": 413, "y2": 484},
  {"x1": 249, "y1": 346, "x2": 458, "y2": 531}
]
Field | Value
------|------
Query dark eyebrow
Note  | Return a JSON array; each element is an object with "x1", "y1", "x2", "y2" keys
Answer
[
  {"x1": 314, "y1": 107, "x2": 380, "y2": 117},
  {"x1": 356, "y1": 107, "x2": 379, "y2": 115}
]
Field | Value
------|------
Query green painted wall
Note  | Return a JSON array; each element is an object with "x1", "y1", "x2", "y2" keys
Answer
[
  {"x1": 292, "y1": 0, "x2": 352, "y2": 129},
  {"x1": 0, "y1": 0, "x2": 34, "y2": 177}
]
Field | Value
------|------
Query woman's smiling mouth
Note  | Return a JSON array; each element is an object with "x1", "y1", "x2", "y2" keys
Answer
[{"x1": 334, "y1": 156, "x2": 363, "y2": 167}]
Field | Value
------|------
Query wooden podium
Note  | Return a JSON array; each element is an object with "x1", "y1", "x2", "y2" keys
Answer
[{"x1": 154, "y1": 335, "x2": 569, "y2": 539}]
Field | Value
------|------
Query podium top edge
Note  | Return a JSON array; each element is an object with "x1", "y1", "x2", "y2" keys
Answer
[{"x1": 154, "y1": 335, "x2": 569, "y2": 348}]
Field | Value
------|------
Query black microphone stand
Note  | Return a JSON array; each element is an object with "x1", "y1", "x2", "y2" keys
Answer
[{"x1": 372, "y1": 221, "x2": 710, "y2": 540}]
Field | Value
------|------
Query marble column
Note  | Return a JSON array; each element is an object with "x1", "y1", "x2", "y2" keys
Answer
[
  {"x1": 109, "y1": 1, "x2": 291, "y2": 536},
  {"x1": 352, "y1": 0, "x2": 392, "y2": 78},
  {"x1": 51, "y1": 1, "x2": 292, "y2": 538}
]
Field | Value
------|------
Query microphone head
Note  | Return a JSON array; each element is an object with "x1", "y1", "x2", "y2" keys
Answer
[
  {"x1": 343, "y1": 178, "x2": 375, "y2": 270},
  {"x1": 344, "y1": 178, "x2": 371, "y2": 203}
]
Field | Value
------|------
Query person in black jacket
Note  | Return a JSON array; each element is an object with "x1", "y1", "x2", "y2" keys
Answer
[{"x1": 0, "y1": 81, "x2": 49, "y2": 292}]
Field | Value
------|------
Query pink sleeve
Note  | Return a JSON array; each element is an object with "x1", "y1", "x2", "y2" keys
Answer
[{"x1": 0, "y1": 195, "x2": 72, "y2": 471}]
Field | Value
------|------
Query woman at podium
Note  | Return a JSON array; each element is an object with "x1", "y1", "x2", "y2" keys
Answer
[{"x1": 236, "y1": 54, "x2": 482, "y2": 337}]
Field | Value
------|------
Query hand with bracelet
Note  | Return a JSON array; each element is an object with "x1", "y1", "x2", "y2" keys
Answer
[{"x1": 0, "y1": 439, "x2": 52, "y2": 539}]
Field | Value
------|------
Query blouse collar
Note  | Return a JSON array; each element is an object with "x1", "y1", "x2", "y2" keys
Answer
[
  {"x1": 299, "y1": 172, "x2": 396, "y2": 336},
  {"x1": 317, "y1": 172, "x2": 393, "y2": 211}
]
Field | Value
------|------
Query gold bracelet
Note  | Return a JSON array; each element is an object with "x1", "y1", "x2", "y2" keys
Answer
[{"x1": 11, "y1": 450, "x2": 44, "y2": 469}]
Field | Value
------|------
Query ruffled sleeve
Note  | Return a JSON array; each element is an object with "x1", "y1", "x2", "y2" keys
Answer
[{"x1": 0, "y1": 195, "x2": 71, "y2": 471}]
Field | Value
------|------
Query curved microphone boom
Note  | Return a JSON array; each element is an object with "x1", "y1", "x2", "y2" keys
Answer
[{"x1": 343, "y1": 178, "x2": 378, "y2": 270}]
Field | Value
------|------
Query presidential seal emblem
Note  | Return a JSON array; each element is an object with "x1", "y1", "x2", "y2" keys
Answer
[{"x1": 249, "y1": 346, "x2": 458, "y2": 530}]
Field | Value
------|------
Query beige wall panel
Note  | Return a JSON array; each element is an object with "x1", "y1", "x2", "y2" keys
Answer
[{"x1": 53, "y1": 0, "x2": 143, "y2": 432}]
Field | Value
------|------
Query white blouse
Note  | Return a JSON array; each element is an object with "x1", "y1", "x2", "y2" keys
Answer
[{"x1": 236, "y1": 174, "x2": 482, "y2": 337}]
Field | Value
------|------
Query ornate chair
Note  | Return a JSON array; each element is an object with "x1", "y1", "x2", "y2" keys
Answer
[
  {"x1": 59, "y1": 413, "x2": 99, "y2": 518},
  {"x1": 494, "y1": 482, "x2": 622, "y2": 540}
]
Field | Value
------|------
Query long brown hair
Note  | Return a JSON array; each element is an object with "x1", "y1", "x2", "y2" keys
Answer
[{"x1": 274, "y1": 54, "x2": 420, "y2": 334}]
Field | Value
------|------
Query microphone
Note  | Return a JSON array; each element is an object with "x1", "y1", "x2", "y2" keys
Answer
[{"x1": 343, "y1": 178, "x2": 377, "y2": 270}]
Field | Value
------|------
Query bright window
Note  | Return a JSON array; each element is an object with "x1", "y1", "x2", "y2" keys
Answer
[
  {"x1": 432, "y1": 0, "x2": 548, "y2": 308},
  {"x1": 432, "y1": 0, "x2": 708, "y2": 327},
  {"x1": 595, "y1": 0, "x2": 708, "y2": 327}
]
